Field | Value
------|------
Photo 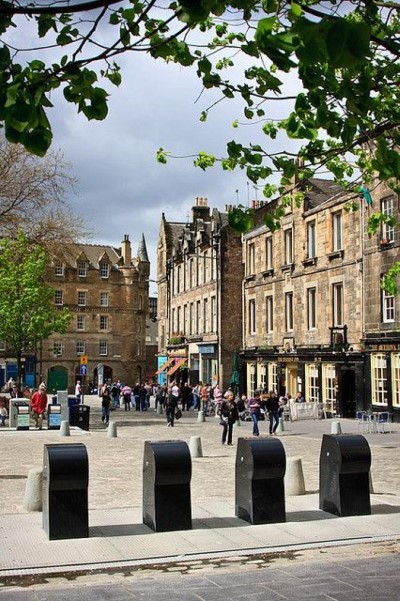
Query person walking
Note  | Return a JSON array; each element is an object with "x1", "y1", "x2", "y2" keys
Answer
[
  {"x1": 213, "y1": 384, "x2": 223, "y2": 417},
  {"x1": 154, "y1": 384, "x2": 166, "y2": 412},
  {"x1": 30, "y1": 383, "x2": 48, "y2": 429},
  {"x1": 218, "y1": 392, "x2": 238, "y2": 445},
  {"x1": 191, "y1": 383, "x2": 200, "y2": 410},
  {"x1": 266, "y1": 391, "x2": 280, "y2": 435},
  {"x1": 101, "y1": 385, "x2": 111, "y2": 424},
  {"x1": 248, "y1": 390, "x2": 261, "y2": 436},
  {"x1": 110, "y1": 381, "x2": 120, "y2": 410},
  {"x1": 180, "y1": 382, "x2": 192, "y2": 411},
  {"x1": 165, "y1": 392, "x2": 178, "y2": 427},
  {"x1": 75, "y1": 380, "x2": 82, "y2": 404}
]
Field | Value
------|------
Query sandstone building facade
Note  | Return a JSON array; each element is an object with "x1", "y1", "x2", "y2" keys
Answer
[
  {"x1": 42, "y1": 234, "x2": 150, "y2": 392},
  {"x1": 241, "y1": 180, "x2": 399, "y2": 420},
  {"x1": 157, "y1": 198, "x2": 243, "y2": 391}
]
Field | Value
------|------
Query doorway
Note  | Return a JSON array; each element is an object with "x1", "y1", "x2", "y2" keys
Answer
[{"x1": 341, "y1": 368, "x2": 356, "y2": 417}]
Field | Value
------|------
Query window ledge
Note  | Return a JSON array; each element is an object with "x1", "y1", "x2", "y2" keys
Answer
[
  {"x1": 281, "y1": 263, "x2": 294, "y2": 273},
  {"x1": 262, "y1": 269, "x2": 274, "y2": 277},
  {"x1": 302, "y1": 257, "x2": 318, "y2": 267},
  {"x1": 327, "y1": 250, "x2": 344, "y2": 260},
  {"x1": 244, "y1": 274, "x2": 256, "y2": 282},
  {"x1": 379, "y1": 240, "x2": 394, "y2": 250}
]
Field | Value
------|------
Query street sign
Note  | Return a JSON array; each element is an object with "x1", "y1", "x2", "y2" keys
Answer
[
  {"x1": 80, "y1": 365, "x2": 88, "y2": 376},
  {"x1": 80, "y1": 355, "x2": 88, "y2": 365}
]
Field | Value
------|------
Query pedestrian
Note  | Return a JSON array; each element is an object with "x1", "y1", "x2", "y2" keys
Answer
[
  {"x1": 295, "y1": 392, "x2": 305, "y2": 403},
  {"x1": 139, "y1": 384, "x2": 147, "y2": 411},
  {"x1": 133, "y1": 383, "x2": 140, "y2": 410},
  {"x1": 75, "y1": 380, "x2": 82, "y2": 403},
  {"x1": 122, "y1": 385, "x2": 132, "y2": 410},
  {"x1": 101, "y1": 385, "x2": 111, "y2": 424},
  {"x1": 180, "y1": 382, "x2": 192, "y2": 411},
  {"x1": 248, "y1": 390, "x2": 261, "y2": 436},
  {"x1": 192, "y1": 383, "x2": 200, "y2": 410},
  {"x1": 266, "y1": 391, "x2": 280, "y2": 435},
  {"x1": 165, "y1": 392, "x2": 177, "y2": 427},
  {"x1": 110, "y1": 381, "x2": 120, "y2": 409},
  {"x1": 154, "y1": 384, "x2": 166, "y2": 412},
  {"x1": 218, "y1": 392, "x2": 238, "y2": 445},
  {"x1": 0, "y1": 402, "x2": 7, "y2": 426},
  {"x1": 213, "y1": 384, "x2": 223, "y2": 416},
  {"x1": 30, "y1": 383, "x2": 48, "y2": 429},
  {"x1": 144, "y1": 380, "x2": 152, "y2": 410}
]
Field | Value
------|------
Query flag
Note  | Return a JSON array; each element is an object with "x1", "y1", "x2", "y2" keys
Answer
[{"x1": 359, "y1": 186, "x2": 373, "y2": 206}]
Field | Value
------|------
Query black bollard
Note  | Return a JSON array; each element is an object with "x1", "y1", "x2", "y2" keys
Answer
[
  {"x1": 42, "y1": 443, "x2": 89, "y2": 540},
  {"x1": 235, "y1": 437, "x2": 286, "y2": 525},
  {"x1": 143, "y1": 440, "x2": 192, "y2": 532},
  {"x1": 319, "y1": 434, "x2": 371, "y2": 517}
]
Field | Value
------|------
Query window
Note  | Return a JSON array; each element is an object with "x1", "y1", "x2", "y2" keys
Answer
[
  {"x1": 100, "y1": 315, "x2": 108, "y2": 330},
  {"x1": 371, "y1": 353, "x2": 387, "y2": 405},
  {"x1": 100, "y1": 292, "x2": 109, "y2": 307},
  {"x1": 307, "y1": 221, "x2": 316, "y2": 258},
  {"x1": 285, "y1": 292, "x2": 293, "y2": 331},
  {"x1": 249, "y1": 298, "x2": 256, "y2": 335},
  {"x1": 248, "y1": 242, "x2": 255, "y2": 275},
  {"x1": 203, "y1": 298, "x2": 209, "y2": 332},
  {"x1": 183, "y1": 305, "x2": 188, "y2": 335},
  {"x1": 78, "y1": 291, "x2": 87, "y2": 306},
  {"x1": 265, "y1": 236, "x2": 273, "y2": 270},
  {"x1": 266, "y1": 296, "x2": 273, "y2": 333},
  {"x1": 268, "y1": 362, "x2": 277, "y2": 392},
  {"x1": 196, "y1": 300, "x2": 201, "y2": 333},
  {"x1": 204, "y1": 250, "x2": 210, "y2": 282},
  {"x1": 392, "y1": 354, "x2": 400, "y2": 408},
  {"x1": 381, "y1": 195, "x2": 395, "y2": 242},
  {"x1": 54, "y1": 290, "x2": 63, "y2": 305},
  {"x1": 332, "y1": 212, "x2": 342, "y2": 251},
  {"x1": 259, "y1": 364, "x2": 267, "y2": 392},
  {"x1": 382, "y1": 281, "x2": 395, "y2": 322},
  {"x1": 307, "y1": 287, "x2": 317, "y2": 330},
  {"x1": 99, "y1": 340, "x2": 108, "y2": 356},
  {"x1": 284, "y1": 228, "x2": 293, "y2": 265},
  {"x1": 77, "y1": 315, "x2": 86, "y2": 331},
  {"x1": 332, "y1": 283, "x2": 343, "y2": 326},
  {"x1": 99, "y1": 262, "x2": 110, "y2": 279},
  {"x1": 54, "y1": 260, "x2": 64, "y2": 276},
  {"x1": 53, "y1": 341, "x2": 62, "y2": 356},
  {"x1": 177, "y1": 306, "x2": 181, "y2": 333},
  {"x1": 190, "y1": 302, "x2": 194, "y2": 335},
  {"x1": 189, "y1": 258, "x2": 194, "y2": 289},
  {"x1": 211, "y1": 296, "x2": 217, "y2": 332},
  {"x1": 77, "y1": 260, "x2": 87, "y2": 277},
  {"x1": 247, "y1": 363, "x2": 257, "y2": 398},
  {"x1": 177, "y1": 265, "x2": 181, "y2": 294},
  {"x1": 322, "y1": 364, "x2": 336, "y2": 407},
  {"x1": 76, "y1": 341, "x2": 85, "y2": 355},
  {"x1": 306, "y1": 364, "x2": 319, "y2": 402},
  {"x1": 172, "y1": 308, "x2": 176, "y2": 333}
]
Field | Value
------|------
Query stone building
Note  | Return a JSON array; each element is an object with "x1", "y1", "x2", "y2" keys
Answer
[
  {"x1": 363, "y1": 182, "x2": 400, "y2": 419},
  {"x1": 156, "y1": 197, "x2": 243, "y2": 391},
  {"x1": 42, "y1": 234, "x2": 150, "y2": 392},
  {"x1": 241, "y1": 179, "x2": 399, "y2": 420}
]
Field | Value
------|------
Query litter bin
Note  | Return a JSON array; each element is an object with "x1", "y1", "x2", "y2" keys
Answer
[
  {"x1": 15, "y1": 401, "x2": 30, "y2": 431},
  {"x1": 68, "y1": 395, "x2": 78, "y2": 407},
  {"x1": 69, "y1": 404, "x2": 90, "y2": 431},
  {"x1": 47, "y1": 404, "x2": 62, "y2": 430},
  {"x1": 143, "y1": 440, "x2": 192, "y2": 532},
  {"x1": 319, "y1": 434, "x2": 371, "y2": 517},
  {"x1": 42, "y1": 443, "x2": 89, "y2": 540},
  {"x1": 235, "y1": 437, "x2": 286, "y2": 524}
]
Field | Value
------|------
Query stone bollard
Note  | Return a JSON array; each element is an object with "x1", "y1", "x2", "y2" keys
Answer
[
  {"x1": 236, "y1": 416, "x2": 241, "y2": 427},
  {"x1": 276, "y1": 417, "x2": 285, "y2": 433},
  {"x1": 285, "y1": 457, "x2": 306, "y2": 496},
  {"x1": 60, "y1": 420, "x2": 70, "y2": 437},
  {"x1": 107, "y1": 422, "x2": 117, "y2": 438},
  {"x1": 23, "y1": 467, "x2": 43, "y2": 511},
  {"x1": 197, "y1": 411, "x2": 205, "y2": 423},
  {"x1": 189, "y1": 436, "x2": 203, "y2": 458},
  {"x1": 331, "y1": 420, "x2": 342, "y2": 435}
]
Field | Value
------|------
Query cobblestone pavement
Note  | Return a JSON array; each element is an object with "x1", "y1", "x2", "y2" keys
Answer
[{"x1": 0, "y1": 397, "x2": 399, "y2": 598}]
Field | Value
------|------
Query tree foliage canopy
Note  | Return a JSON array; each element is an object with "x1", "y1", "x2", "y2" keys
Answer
[{"x1": 0, "y1": 232, "x2": 72, "y2": 383}]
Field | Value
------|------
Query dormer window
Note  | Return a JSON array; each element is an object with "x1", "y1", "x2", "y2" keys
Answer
[
  {"x1": 99, "y1": 262, "x2": 110, "y2": 279},
  {"x1": 77, "y1": 260, "x2": 87, "y2": 277},
  {"x1": 54, "y1": 259, "x2": 64, "y2": 276}
]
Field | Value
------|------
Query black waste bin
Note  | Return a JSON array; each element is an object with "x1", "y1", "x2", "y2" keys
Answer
[
  {"x1": 47, "y1": 404, "x2": 62, "y2": 430},
  {"x1": 68, "y1": 395, "x2": 78, "y2": 407},
  {"x1": 235, "y1": 437, "x2": 286, "y2": 525},
  {"x1": 69, "y1": 404, "x2": 90, "y2": 430},
  {"x1": 319, "y1": 434, "x2": 371, "y2": 517},
  {"x1": 143, "y1": 440, "x2": 192, "y2": 532},
  {"x1": 42, "y1": 443, "x2": 89, "y2": 540}
]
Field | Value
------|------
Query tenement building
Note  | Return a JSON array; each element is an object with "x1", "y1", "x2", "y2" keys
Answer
[
  {"x1": 157, "y1": 197, "x2": 243, "y2": 391},
  {"x1": 241, "y1": 179, "x2": 399, "y2": 420},
  {"x1": 43, "y1": 234, "x2": 150, "y2": 392}
]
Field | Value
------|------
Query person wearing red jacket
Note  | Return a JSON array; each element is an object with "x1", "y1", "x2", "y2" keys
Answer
[{"x1": 30, "y1": 383, "x2": 48, "y2": 429}]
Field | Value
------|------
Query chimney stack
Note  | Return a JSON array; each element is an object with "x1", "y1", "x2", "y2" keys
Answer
[{"x1": 121, "y1": 234, "x2": 131, "y2": 265}]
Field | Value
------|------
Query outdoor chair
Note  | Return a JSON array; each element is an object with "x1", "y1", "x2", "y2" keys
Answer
[
  {"x1": 376, "y1": 411, "x2": 392, "y2": 434},
  {"x1": 356, "y1": 411, "x2": 371, "y2": 434}
]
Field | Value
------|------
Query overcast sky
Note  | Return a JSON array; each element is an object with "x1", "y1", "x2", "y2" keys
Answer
[{"x1": 47, "y1": 50, "x2": 259, "y2": 293}]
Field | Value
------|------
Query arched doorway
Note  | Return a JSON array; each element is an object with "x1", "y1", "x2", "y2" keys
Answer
[
  {"x1": 47, "y1": 366, "x2": 68, "y2": 392},
  {"x1": 93, "y1": 364, "x2": 113, "y2": 388}
]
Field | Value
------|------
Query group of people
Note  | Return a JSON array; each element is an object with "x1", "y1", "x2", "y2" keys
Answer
[{"x1": 98, "y1": 380, "x2": 156, "y2": 424}]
